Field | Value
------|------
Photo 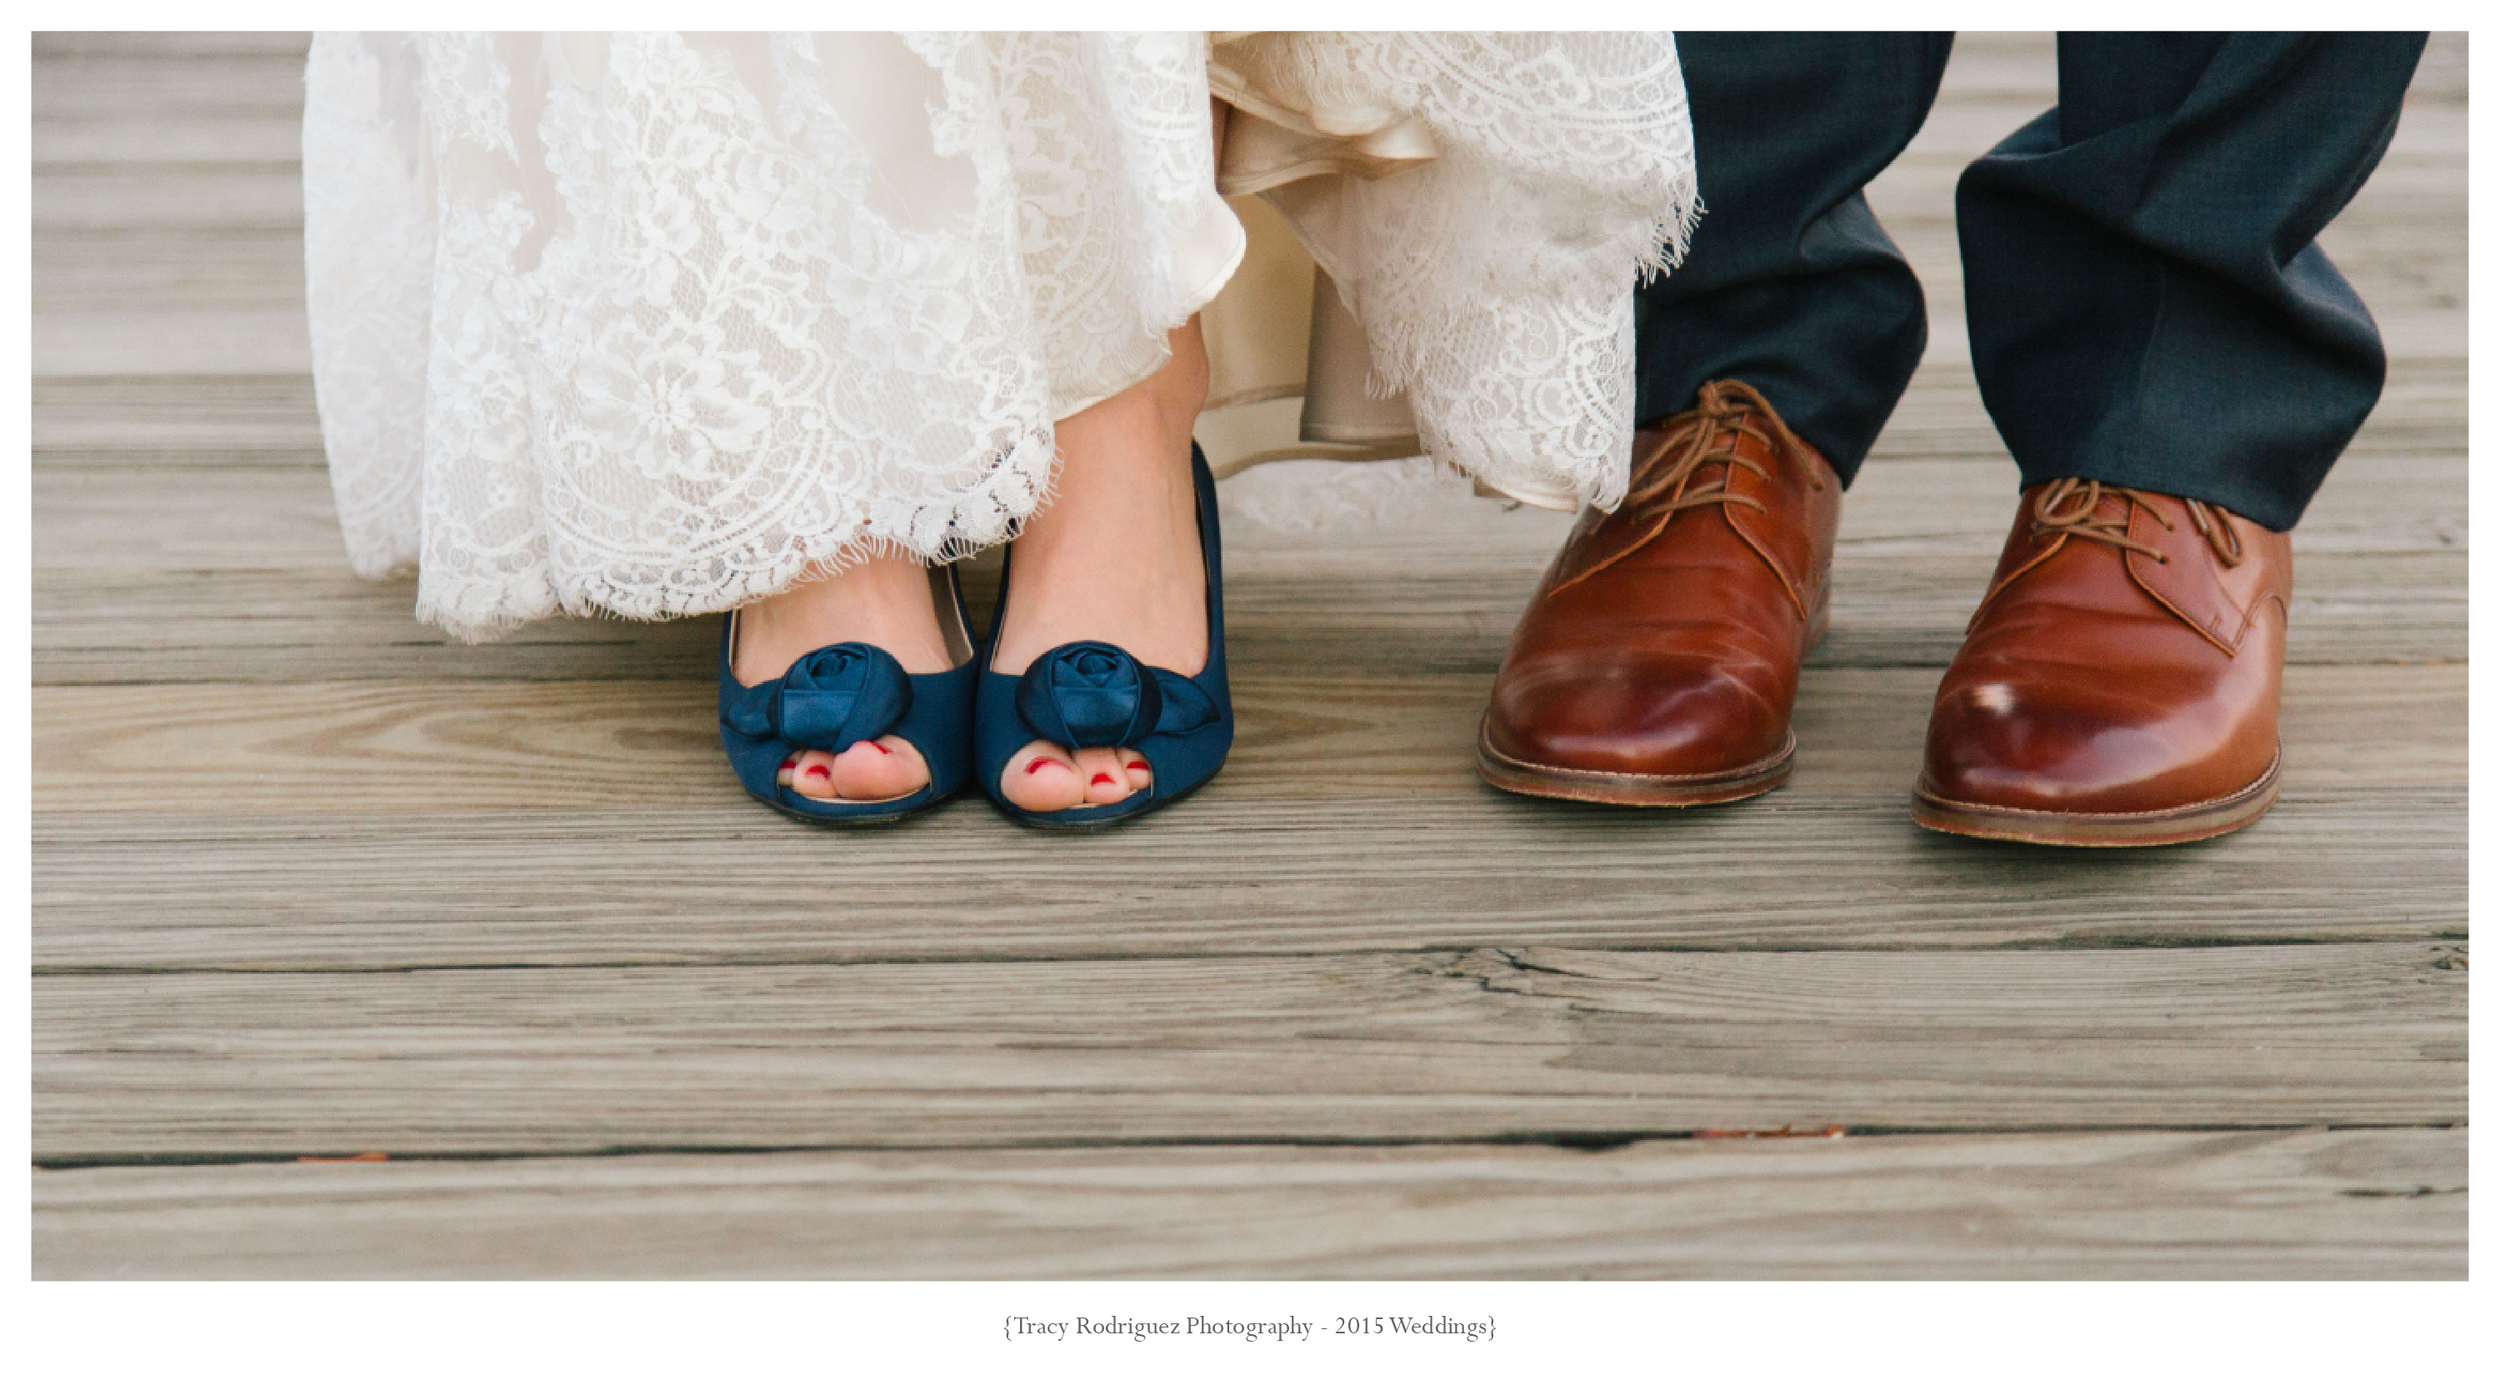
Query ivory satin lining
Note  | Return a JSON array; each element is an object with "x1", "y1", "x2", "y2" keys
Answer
[{"x1": 1194, "y1": 47, "x2": 1580, "y2": 512}]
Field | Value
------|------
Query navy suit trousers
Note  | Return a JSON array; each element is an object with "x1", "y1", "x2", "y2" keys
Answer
[{"x1": 1635, "y1": 32, "x2": 2426, "y2": 531}]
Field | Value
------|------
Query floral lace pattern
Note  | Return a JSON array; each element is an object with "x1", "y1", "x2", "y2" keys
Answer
[
  {"x1": 1220, "y1": 33, "x2": 1698, "y2": 511},
  {"x1": 303, "y1": 32, "x2": 1693, "y2": 639}
]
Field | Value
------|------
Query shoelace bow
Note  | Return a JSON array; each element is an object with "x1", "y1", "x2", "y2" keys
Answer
[
  {"x1": 2030, "y1": 477, "x2": 2245, "y2": 569},
  {"x1": 1624, "y1": 378, "x2": 1824, "y2": 517}
]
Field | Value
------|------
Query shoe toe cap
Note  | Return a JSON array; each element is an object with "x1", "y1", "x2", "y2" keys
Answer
[
  {"x1": 1921, "y1": 676, "x2": 2268, "y2": 815},
  {"x1": 1486, "y1": 656, "x2": 1790, "y2": 778}
]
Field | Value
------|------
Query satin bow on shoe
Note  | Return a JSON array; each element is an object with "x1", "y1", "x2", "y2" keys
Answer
[
  {"x1": 972, "y1": 443, "x2": 1235, "y2": 828},
  {"x1": 713, "y1": 579, "x2": 979, "y2": 826},
  {"x1": 721, "y1": 643, "x2": 915, "y2": 753},
  {"x1": 1012, "y1": 641, "x2": 1221, "y2": 750}
]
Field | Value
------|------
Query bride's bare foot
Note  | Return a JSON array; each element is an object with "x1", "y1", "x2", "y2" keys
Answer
[
  {"x1": 733, "y1": 555, "x2": 956, "y2": 801},
  {"x1": 994, "y1": 319, "x2": 1212, "y2": 812}
]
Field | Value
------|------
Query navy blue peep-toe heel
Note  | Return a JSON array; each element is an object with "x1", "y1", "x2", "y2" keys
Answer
[
  {"x1": 717, "y1": 566, "x2": 977, "y2": 825},
  {"x1": 974, "y1": 443, "x2": 1233, "y2": 828}
]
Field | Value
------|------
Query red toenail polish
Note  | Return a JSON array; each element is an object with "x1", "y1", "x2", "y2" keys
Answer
[
  {"x1": 871, "y1": 742, "x2": 892, "y2": 755},
  {"x1": 805, "y1": 764, "x2": 831, "y2": 779},
  {"x1": 1092, "y1": 773, "x2": 1114, "y2": 786},
  {"x1": 1125, "y1": 760, "x2": 1149, "y2": 772},
  {"x1": 1024, "y1": 758, "x2": 1057, "y2": 775}
]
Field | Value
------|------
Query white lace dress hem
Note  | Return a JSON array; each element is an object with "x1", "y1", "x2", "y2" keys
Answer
[{"x1": 302, "y1": 31, "x2": 1695, "y2": 640}]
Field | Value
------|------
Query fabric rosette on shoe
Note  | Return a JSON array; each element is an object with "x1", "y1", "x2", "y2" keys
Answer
[{"x1": 1013, "y1": 641, "x2": 1222, "y2": 750}]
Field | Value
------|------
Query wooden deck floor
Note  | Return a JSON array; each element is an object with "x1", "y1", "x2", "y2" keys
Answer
[{"x1": 30, "y1": 33, "x2": 2467, "y2": 1278}]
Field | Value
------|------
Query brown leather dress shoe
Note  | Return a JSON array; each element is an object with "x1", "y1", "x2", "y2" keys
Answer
[
  {"x1": 1914, "y1": 478, "x2": 2293, "y2": 846},
  {"x1": 1478, "y1": 379, "x2": 1841, "y2": 805}
]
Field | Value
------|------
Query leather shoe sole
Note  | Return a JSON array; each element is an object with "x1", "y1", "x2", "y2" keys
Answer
[
  {"x1": 1476, "y1": 723, "x2": 1796, "y2": 807},
  {"x1": 1910, "y1": 749, "x2": 2282, "y2": 848}
]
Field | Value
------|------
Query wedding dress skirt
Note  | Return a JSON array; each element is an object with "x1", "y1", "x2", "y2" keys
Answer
[{"x1": 303, "y1": 32, "x2": 1697, "y2": 639}]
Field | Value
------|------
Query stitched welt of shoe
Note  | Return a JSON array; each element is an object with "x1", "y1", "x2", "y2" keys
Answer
[{"x1": 1921, "y1": 483, "x2": 2292, "y2": 826}]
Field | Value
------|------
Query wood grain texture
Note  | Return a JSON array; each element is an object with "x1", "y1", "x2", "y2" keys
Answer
[
  {"x1": 29, "y1": 664, "x2": 2465, "y2": 814},
  {"x1": 32, "y1": 1127, "x2": 2466, "y2": 1279},
  {"x1": 33, "y1": 32, "x2": 313, "y2": 59},
  {"x1": 29, "y1": 550, "x2": 2465, "y2": 685},
  {"x1": 32, "y1": 578, "x2": 2444, "y2": 682},
  {"x1": 32, "y1": 788, "x2": 2466, "y2": 971},
  {"x1": 25, "y1": 31, "x2": 2469, "y2": 1279},
  {"x1": 31, "y1": 375, "x2": 321, "y2": 457},
  {"x1": 34, "y1": 453, "x2": 2468, "y2": 573},
  {"x1": 34, "y1": 240, "x2": 308, "y2": 315},
  {"x1": 34, "y1": 170, "x2": 307, "y2": 231},
  {"x1": 27, "y1": 451, "x2": 2469, "y2": 684},
  {"x1": 33, "y1": 308, "x2": 313, "y2": 377},
  {"x1": 32, "y1": 944, "x2": 2467, "y2": 1158}
]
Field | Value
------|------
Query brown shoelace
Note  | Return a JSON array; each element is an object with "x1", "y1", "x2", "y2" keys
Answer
[
  {"x1": 2031, "y1": 477, "x2": 2245, "y2": 568},
  {"x1": 1624, "y1": 378, "x2": 1824, "y2": 518}
]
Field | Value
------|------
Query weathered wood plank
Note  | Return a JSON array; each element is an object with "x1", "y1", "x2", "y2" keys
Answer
[
  {"x1": 2409, "y1": 30, "x2": 2469, "y2": 102},
  {"x1": 31, "y1": 1127, "x2": 2466, "y2": 1279},
  {"x1": 32, "y1": 790, "x2": 2464, "y2": 970},
  {"x1": 30, "y1": 451, "x2": 2468, "y2": 575},
  {"x1": 28, "y1": 664, "x2": 2464, "y2": 816},
  {"x1": 26, "y1": 550, "x2": 2468, "y2": 683},
  {"x1": 22, "y1": 25, "x2": 2467, "y2": 1282},
  {"x1": 32, "y1": 240, "x2": 307, "y2": 316},
  {"x1": 33, "y1": 168, "x2": 305, "y2": 230},
  {"x1": 26, "y1": 443, "x2": 2469, "y2": 684},
  {"x1": 33, "y1": 32, "x2": 312, "y2": 60},
  {"x1": 35, "y1": 116, "x2": 302, "y2": 168},
  {"x1": 31, "y1": 375, "x2": 322, "y2": 458},
  {"x1": 31, "y1": 50, "x2": 311, "y2": 119},
  {"x1": 32, "y1": 943, "x2": 2466, "y2": 1157},
  {"x1": 32, "y1": 308, "x2": 313, "y2": 378}
]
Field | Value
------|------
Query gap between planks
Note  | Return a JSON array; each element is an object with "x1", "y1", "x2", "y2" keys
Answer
[
  {"x1": 27, "y1": 664, "x2": 2466, "y2": 813},
  {"x1": 31, "y1": 942, "x2": 2468, "y2": 1158},
  {"x1": 27, "y1": 554, "x2": 2467, "y2": 683},
  {"x1": 29, "y1": 1127, "x2": 2467, "y2": 1279},
  {"x1": 32, "y1": 787, "x2": 2465, "y2": 970},
  {"x1": 28, "y1": 454, "x2": 2470, "y2": 571}
]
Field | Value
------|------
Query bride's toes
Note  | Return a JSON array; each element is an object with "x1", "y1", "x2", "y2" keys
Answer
[
  {"x1": 831, "y1": 737, "x2": 928, "y2": 801},
  {"x1": 1119, "y1": 748, "x2": 1151, "y2": 793},
  {"x1": 1002, "y1": 742, "x2": 1086, "y2": 811},
  {"x1": 785, "y1": 749, "x2": 839, "y2": 799},
  {"x1": 1073, "y1": 747, "x2": 1131, "y2": 804}
]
